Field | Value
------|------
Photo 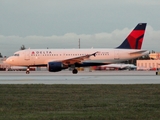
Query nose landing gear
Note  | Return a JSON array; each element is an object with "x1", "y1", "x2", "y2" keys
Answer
[{"x1": 26, "y1": 67, "x2": 30, "y2": 74}]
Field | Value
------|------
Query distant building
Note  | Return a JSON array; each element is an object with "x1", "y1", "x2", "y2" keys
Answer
[
  {"x1": 149, "y1": 53, "x2": 160, "y2": 60},
  {"x1": 136, "y1": 52, "x2": 160, "y2": 70},
  {"x1": 137, "y1": 60, "x2": 160, "y2": 70}
]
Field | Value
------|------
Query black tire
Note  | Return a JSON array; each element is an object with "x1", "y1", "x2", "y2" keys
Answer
[
  {"x1": 26, "y1": 71, "x2": 30, "y2": 74},
  {"x1": 72, "y1": 69, "x2": 78, "y2": 74}
]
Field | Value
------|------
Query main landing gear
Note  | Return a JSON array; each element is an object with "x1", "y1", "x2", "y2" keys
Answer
[
  {"x1": 72, "y1": 68, "x2": 78, "y2": 74},
  {"x1": 26, "y1": 67, "x2": 30, "y2": 74},
  {"x1": 70, "y1": 65, "x2": 78, "y2": 74}
]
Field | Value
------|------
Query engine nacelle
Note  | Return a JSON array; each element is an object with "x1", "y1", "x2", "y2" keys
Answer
[{"x1": 47, "y1": 62, "x2": 64, "y2": 72}]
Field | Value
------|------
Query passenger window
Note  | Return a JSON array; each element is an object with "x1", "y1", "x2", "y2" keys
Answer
[{"x1": 14, "y1": 54, "x2": 19, "y2": 56}]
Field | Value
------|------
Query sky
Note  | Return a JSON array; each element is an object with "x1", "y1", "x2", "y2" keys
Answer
[{"x1": 0, "y1": 0, "x2": 160, "y2": 56}]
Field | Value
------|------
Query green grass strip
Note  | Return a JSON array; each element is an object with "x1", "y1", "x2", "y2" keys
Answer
[{"x1": 0, "y1": 84, "x2": 160, "y2": 120}]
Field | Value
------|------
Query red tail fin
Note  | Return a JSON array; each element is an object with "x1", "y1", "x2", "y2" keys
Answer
[{"x1": 117, "y1": 23, "x2": 147, "y2": 49}]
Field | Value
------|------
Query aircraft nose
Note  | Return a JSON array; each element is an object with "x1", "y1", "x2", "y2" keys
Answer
[{"x1": 5, "y1": 57, "x2": 14, "y2": 64}]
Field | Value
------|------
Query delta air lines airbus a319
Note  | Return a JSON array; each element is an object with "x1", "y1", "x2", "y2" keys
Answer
[{"x1": 6, "y1": 23, "x2": 149, "y2": 74}]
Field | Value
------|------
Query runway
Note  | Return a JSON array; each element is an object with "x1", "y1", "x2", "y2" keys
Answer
[{"x1": 0, "y1": 70, "x2": 159, "y2": 84}]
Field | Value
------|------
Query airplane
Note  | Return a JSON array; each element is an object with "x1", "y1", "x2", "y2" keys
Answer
[
  {"x1": 98, "y1": 64, "x2": 137, "y2": 70},
  {"x1": 5, "y1": 23, "x2": 149, "y2": 74}
]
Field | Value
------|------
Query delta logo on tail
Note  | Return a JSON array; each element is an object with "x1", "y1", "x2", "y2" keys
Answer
[{"x1": 117, "y1": 23, "x2": 147, "y2": 49}]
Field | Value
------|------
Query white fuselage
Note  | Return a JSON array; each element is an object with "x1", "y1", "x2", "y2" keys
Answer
[{"x1": 6, "y1": 48, "x2": 149, "y2": 67}]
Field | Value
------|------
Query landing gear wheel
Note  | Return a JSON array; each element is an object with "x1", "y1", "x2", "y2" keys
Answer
[
  {"x1": 72, "y1": 69, "x2": 78, "y2": 74},
  {"x1": 26, "y1": 71, "x2": 30, "y2": 74},
  {"x1": 26, "y1": 68, "x2": 30, "y2": 74}
]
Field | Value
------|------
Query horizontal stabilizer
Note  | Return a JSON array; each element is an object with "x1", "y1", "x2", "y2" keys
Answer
[{"x1": 129, "y1": 50, "x2": 148, "y2": 55}]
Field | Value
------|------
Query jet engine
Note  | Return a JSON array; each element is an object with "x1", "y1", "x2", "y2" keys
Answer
[{"x1": 47, "y1": 62, "x2": 65, "y2": 72}]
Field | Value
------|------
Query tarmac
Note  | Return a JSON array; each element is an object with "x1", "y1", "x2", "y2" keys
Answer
[{"x1": 0, "y1": 70, "x2": 159, "y2": 84}]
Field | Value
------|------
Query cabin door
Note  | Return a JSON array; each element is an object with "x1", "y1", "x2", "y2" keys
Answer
[
  {"x1": 114, "y1": 50, "x2": 119, "y2": 60},
  {"x1": 24, "y1": 50, "x2": 30, "y2": 60}
]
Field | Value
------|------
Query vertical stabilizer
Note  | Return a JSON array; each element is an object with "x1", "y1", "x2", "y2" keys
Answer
[{"x1": 116, "y1": 23, "x2": 147, "y2": 49}]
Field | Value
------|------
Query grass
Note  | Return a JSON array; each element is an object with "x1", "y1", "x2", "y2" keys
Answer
[{"x1": 0, "y1": 84, "x2": 160, "y2": 120}]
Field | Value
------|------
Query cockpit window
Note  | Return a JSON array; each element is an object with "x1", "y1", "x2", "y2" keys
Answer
[{"x1": 14, "y1": 54, "x2": 19, "y2": 56}]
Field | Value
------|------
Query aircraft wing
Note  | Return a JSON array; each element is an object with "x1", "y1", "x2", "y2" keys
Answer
[{"x1": 61, "y1": 51, "x2": 99, "y2": 65}]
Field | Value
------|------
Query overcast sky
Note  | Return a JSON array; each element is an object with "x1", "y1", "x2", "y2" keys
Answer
[{"x1": 0, "y1": 0, "x2": 160, "y2": 56}]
